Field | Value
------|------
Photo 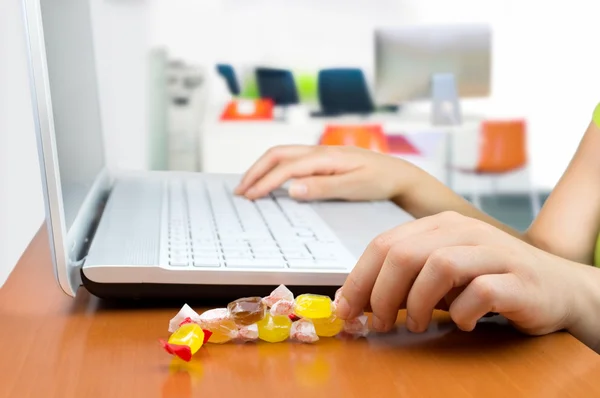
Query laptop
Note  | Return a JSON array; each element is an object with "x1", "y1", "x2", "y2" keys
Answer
[{"x1": 21, "y1": 0, "x2": 412, "y2": 301}]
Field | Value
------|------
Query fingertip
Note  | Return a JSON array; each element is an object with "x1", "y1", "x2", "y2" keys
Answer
[
  {"x1": 288, "y1": 182, "x2": 308, "y2": 199},
  {"x1": 335, "y1": 296, "x2": 351, "y2": 319}
]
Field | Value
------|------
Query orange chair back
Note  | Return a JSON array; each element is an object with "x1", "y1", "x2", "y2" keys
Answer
[
  {"x1": 319, "y1": 124, "x2": 389, "y2": 153},
  {"x1": 476, "y1": 119, "x2": 528, "y2": 173}
]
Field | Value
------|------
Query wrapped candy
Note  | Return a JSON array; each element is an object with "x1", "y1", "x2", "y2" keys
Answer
[
  {"x1": 290, "y1": 318, "x2": 319, "y2": 343},
  {"x1": 342, "y1": 314, "x2": 369, "y2": 337},
  {"x1": 228, "y1": 297, "x2": 267, "y2": 326},
  {"x1": 161, "y1": 285, "x2": 369, "y2": 356},
  {"x1": 198, "y1": 308, "x2": 239, "y2": 344},
  {"x1": 256, "y1": 313, "x2": 293, "y2": 343},
  {"x1": 168, "y1": 304, "x2": 202, "y2": 333},
  {"x1": 262, "y1": 284, "x2": 294, "y2": 308},
  {"x1": 269, "y1": 299, "x2": 294, "y2": 317},
  {"x1": 293, "y1": 294, "x2": 334, "y2": 319},
  {"x1": 160, "y1": 318, "x2": 212, "y2": 362},
  {"x1": 237, "y1": 323, "x2": 259, "y2": 343}
]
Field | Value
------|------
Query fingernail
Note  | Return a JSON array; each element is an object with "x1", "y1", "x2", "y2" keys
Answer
[
  {"x1": 372, "y1": 315, "x2": 386, "y2": 332},
  {"x1": 406, "y1": 315, "x2": 420, "y2": 332},
  {"x1": 335, "y1": 296, "x2": 351, "y2": 319},
  {"x1": 289, "y1": 183, "x2": 307, "y2": 198}
]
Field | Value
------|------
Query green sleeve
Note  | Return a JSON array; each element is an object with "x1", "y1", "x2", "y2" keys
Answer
[{"x1": 593, "y1": 102, "x2": 600, "y2": 128}]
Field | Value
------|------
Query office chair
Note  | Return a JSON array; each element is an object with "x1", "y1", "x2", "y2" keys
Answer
[
  {"x1": 216, "y1": 64, "x2": 241, "y2": 96},
  {"x1": 255, "y1": 67, "x2": 299, "y2": 106},
  {"x1": 314, "y1": 68, "x2": 375, "y2": 116}
]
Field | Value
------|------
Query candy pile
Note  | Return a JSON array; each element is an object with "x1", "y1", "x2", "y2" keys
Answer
[{"x1": 160, "y1": 284, "x2": 369, "y2": 361}]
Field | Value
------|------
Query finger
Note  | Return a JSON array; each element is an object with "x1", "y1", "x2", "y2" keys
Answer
[
  {"x1": 405, "y1": 246, "x2": 512, "y2": 333},
  {"x1": 448, "y1": 273, "x2": 523, "y2": 332},
  {"x1": 352, "y1": 215, "x2": 489, "y2": 326},
  {"x1": 243, "y1": 152, "x2": 340, "y2": 199},
  {"x1": 337, "y1": 215, "x2": 444, "y2": 320},
  {"x1": 235, "y1": 145, "x2": 313, "y2": 194},
  {"x1": 289, "y1": 173, "x2": 361, "y2": 200}
]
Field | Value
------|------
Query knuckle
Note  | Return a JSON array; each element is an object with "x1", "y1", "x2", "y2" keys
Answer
[
  {"x1": 370, "y1": 234, "x2": 393, "y2": 255},
  {"x1": 470, "y1": 277, "x2": 495, "y2": 305},
  {"x1": 438, "y1": 210, "x2": 462, "y2": 222},
  {"x1": 344, "y1": 274, "x2": 367, "y2": 303},
  {"x1": 370, "y1": 290, "x2": 396, "y2": 316},
  {"x1": 266, "y1": 145, "x2": 283, "y2": 158},
  {"x1": 387, "y1": 244, "x2": 414, "y2": 271},
  {"x1": 428, "y1": 249, "x2": 458, "y2": 279}
]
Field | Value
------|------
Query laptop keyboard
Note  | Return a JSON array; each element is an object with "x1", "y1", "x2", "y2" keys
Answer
[{"x1": 159, "y1": 179, "x2": 355, "y2": 270}]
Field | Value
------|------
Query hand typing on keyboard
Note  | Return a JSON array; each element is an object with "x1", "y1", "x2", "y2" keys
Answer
[{"x1": 234, "y1": 145, "x2": 419, "y2": 202}]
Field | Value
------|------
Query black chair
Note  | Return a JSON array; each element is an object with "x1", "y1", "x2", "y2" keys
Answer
[
  {"x1": 216, "y1": 64, "x2": 240, "y2": 96},
  {"x1": 255, "y1": 67, "x2": 299, "y2": 106},
  {"x1": 315, "y1": 68, "x2": 375, "y2": 116}
]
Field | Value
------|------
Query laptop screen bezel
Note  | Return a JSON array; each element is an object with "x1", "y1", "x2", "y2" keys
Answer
[{"x1": 21, "y1": 0, "x2": 113, "y2": 297}]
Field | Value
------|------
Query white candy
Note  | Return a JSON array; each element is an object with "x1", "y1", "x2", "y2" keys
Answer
[
  {"x1": 343, "y1": 314, "x2": 369, "y2": 337},
  {"x1": 290, "y1": 319, "x2": 319, "y2": 343},
  {"x1": 168, "y1": 304, "x2": 202, "y2": 332},
  {"x1": 269, "y1": 299, "x2": 294, "y2": 317},
  {"x1": 262, "y1": 284, "x2": 294, "y2": 308},
  {"x1": 237, "y1": 323, "x2": 259, "y2": 342}
]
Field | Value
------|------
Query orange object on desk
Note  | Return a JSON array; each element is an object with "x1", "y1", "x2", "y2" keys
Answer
[
  {"x1": 220, "y1": 99, "x2": 274, "y2": 121},
  {"x1": 319, "y1": 124, "x2": 390, "y2": 153}
]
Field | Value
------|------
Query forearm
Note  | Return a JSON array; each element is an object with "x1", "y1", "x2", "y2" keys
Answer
[
  {"x1": 567, "y1": 263, "x2": 600, "y2": 352},
  {"x1": 391, "y1": 167, "x2": 528, "y2": 241}
]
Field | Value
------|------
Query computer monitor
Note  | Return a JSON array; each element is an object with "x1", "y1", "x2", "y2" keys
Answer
[{"x1": 373, "y1": 24, "x2": 492, "y2": 106}]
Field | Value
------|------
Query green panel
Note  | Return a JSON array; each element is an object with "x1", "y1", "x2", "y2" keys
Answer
[
  {"x1": 240, "y1": 75, "x2": 259, "y2": 99},
  {"x1": 295, "y1": 71, "x2": 318, "y2": 102}
]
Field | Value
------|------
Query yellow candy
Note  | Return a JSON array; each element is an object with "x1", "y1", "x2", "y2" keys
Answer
[
  {"x1": 256, "y1": 313, "x2": 292, "y2": 343},
  {"x1": 293, "y1": 294, "x2": 333, "y2": 319},
  {"x1": 161, "y1": 322, "x2": 205, "y2": 362},
  {"x1": 313, "y1": 315, "x2": 344, "y2": 337}
]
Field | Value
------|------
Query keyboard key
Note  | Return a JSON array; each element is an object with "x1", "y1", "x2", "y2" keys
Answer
[
  {"x1": 282, "y1": 250, "x2": 312, "y2": 260},
  {"x1": 193, "y1": 258, "x2": 221, "y2": 267},
  {"x1": 223, "y1": 249, "x2": 253, "y2": 259},
  {"x1": 305, "y1": 242, "x2": 339, "y2": 260},
  {"x1": 169, "y1": 256, "x2": 189, "y2": 267},
  {"x1": 252, "y1": 250, "x2": 283, "y2": 259},
  {"x1": 225, "y1": 259, "x2": 284, "y2": 268},
  {"x1": 287, "y1": 259, "x2": 346, "y2": 269}
]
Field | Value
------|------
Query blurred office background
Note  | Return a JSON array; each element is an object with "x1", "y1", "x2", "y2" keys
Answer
[{"x1": 1, "y1": 0, "x2": 598, "y2": 286}]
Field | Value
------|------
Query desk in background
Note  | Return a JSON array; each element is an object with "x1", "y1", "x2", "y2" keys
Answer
[{"x1": 1, "y1": 226, "x2": 599, "y2": 398}]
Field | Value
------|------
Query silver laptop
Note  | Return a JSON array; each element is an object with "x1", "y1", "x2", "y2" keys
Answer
[{"x1": 21, "y1": 0, "x2": 412, "y2": 300}]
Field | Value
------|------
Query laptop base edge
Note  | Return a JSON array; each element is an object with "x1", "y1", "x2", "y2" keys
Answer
[{"x1": 80, "y1": 269, "x2": 341, "y2": 305}]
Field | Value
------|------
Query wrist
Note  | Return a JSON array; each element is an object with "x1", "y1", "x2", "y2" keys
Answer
[
  {"x1": 565, "y1": 263, "x2": 600, "y2": 351},
  {"x1": 389, "y1": 159, "x2": 426, "y2": 203}
]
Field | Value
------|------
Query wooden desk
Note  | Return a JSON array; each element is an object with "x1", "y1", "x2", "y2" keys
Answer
[{"x1": 1, "y1": 227, "x2": 600, "y2": 398}]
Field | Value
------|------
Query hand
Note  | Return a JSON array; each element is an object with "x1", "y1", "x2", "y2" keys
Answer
[
  {"x1": 234, "y1": 144, "x2": 421, "y2": 201},
  {"x1": 335, "y1": 211, "x2": 583, "y2": 337}
]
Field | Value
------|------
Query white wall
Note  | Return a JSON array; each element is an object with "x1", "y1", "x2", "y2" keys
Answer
[
  {"x1": 0, "y1": 0, "x2": 45, "y2": 287},
  {"x1": 89, "y1": 0, "x2": 151, "y2": 171},
  {"x1": 150, "y1": 0, "x2": 600, "y2": 192}
]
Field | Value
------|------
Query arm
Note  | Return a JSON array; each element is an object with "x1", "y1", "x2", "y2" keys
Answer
[
  {"x1": 394, "y1": 106, "x2": 600, "y2": 265},
  {"x1": 525, "y1": 118, "x2": 600, "y2": 265},
  {"x1": 391, "y1": 166, "x2": 527, "y2": 240},
  {"x1": 569, "y1": 262, "x2": 600, "y2": 351}
]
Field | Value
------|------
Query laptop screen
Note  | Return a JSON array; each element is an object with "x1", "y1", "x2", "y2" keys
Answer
[{"x1": 39, "y1": 0, "x2": 107, "y2": 231}]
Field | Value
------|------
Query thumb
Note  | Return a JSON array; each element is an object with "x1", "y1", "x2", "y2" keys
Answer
[{"x1": 288, "y1": 174, "x2": 354, "y2": 200}]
